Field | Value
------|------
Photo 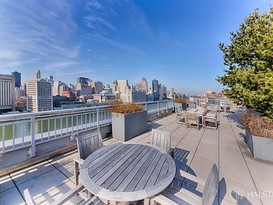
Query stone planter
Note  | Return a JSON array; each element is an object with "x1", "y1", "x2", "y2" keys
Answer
[
  {"x1": 111, "y1": 110, "x2": 148, "y2": 142},
  {"x1": 175, "y1": 102, "x2": 187, "y2": 110},
  {"x1": 245, "y1": 128, "x2": 273, "y2": 162}
]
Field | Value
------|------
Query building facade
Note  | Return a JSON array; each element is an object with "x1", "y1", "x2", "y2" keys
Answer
[
  {"x1": 0, "y1": 74, "x2": 15, "y2": 112},
  {"x1": 141, "y1": 77, "x2": 148, "y2": 93},
  {"x1": 11, "y1": 71, "x2": 21, "y2": 88},
  {"x1": 27, "y1": 79, "x2": 53, "y2": 112},
  {"x1": 152, "y1": 79, "x2": 159, "y2": 101}
]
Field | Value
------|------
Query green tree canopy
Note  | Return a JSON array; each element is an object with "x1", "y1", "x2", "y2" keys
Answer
[{"x1": 218, "y1": 7, "x2": 273, "y2": 118}]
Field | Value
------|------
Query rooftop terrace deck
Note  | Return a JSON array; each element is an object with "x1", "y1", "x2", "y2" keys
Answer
[{"x1": 1, "y1": 112, "x2": 273, "y2": 205}]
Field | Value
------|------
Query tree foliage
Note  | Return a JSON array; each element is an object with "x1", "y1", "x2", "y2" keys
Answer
[{"x1": 217, "y1": 7, "x2": 273, "y2": 118}]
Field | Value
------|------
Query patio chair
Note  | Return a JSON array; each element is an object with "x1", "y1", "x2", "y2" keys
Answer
[
  {"x1": 148, "y1": 164, "x2": 219, "y2": 205},
  {"x1": 74, "y1": 129, "x2": 104, "y2": 185},
  {"x1": 185, "y1": 112, "x2": 201, "y2": 130},
  {"x1": 175, "y1": 108, "x2": 186, "y2": 124},
  {"x1": 150, "y1": 129, "x2": 174, "y2": 158},
  {"x1": 204, "y1": 112, "x2": 218, "y2": 129}
]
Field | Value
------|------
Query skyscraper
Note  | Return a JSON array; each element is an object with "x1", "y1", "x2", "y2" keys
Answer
[
  {"x1": 0, "y1": 74, "x2": 15, "y2": 112},
  {"x1": 152, "y1": 79, "x2": 159, "y2": 101},
  {"x1": 36, "y1": 69, "x2": 41, "y2": 79},
  {"x1": 11, "y1": 71, "x2": 21, "y2": 88},
  {"x1": 141, "y1": 77, "x2": 148, "y2": 93},
  {"x1": 27, "y1": 71, "x2": 52, "y2": 112}
]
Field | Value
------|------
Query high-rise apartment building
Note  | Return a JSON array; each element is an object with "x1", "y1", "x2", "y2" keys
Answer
[
  {"x1": 11, "y1": 71, "x2": 21, "y2": 88},
  {"x1": 0, "y1": 74, "x2": 15, "y2": 112},
  {"x1": 152, "y1": 79, "x2": 159, "y2": 101},
  {"x1": 27, "y1": 71, "x2": 53, "y2": 112},
  {"x1": 75, "y1": 77, "x2": 92, "y2": 96},
  {"x1": 88, "y1": 81, "x2": 104, "y2": 94},
  {"x1": 141, "y1": 77, "x2": 148, "y2": 93}
]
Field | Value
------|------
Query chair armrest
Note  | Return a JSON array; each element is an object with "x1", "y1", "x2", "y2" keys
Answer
[
  {"x1": 150, "y1": 194, "x2": 179, "y2": 205},
  {"x1": 179, "y1": 170, "x2": 206, "y2": 186},
  {"x1": 74, "y1": 157, "x2": 84, "y2": 165},
  {"x1": 51, "y1": 183, "x2": 84, "y2": 205}
]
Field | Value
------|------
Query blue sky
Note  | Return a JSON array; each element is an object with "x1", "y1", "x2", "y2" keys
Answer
[{"x1": 0, "y1": 0, "x2": 272, "y2": 95}]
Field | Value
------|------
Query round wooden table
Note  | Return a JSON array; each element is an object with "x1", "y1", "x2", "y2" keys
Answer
[{"x1": 80, "y1": 142, "x2": 176, "y2": 202}]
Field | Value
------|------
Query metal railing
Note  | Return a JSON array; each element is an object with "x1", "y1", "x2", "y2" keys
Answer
[{"x1": 0, "y1": 100, "x2": 174, "y2": 155}]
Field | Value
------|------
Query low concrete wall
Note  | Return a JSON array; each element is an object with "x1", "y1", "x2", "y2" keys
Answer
[{"x1": 0, "y1": 125, "x2": 111, "y2": 177}]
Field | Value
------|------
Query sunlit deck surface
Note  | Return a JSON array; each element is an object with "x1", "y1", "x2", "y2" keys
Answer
[{"x1": 1, "y1": 112, "x2": 273, "y2": 205}]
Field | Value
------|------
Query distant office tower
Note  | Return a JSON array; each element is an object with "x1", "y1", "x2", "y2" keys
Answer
[
  {"x1": 161, "y1": 85, "x2": 167, "y2": 99},
  {"x1": 11, "y1": 71, "x2": 21, "y2": 88},
  {"x1": 36, "y1": 69, "x2": 41, "y2": 79},
  {"x1": 110, "y1": 80, "x2": 118, "y2": 94},
  {"x1": 88, "y1": 81, "x2": 104, "y2": 94},
  {"x1": 45, "y1": 75, "x2": 54, "y2": 85},
  {"x1": 75, "y1": 77, "x2": 92, "y2": 96},
  {"x1": 27, "y1": 71, "x2": 53, "y2": 112},
  {"x1": 152, "y1": 79, "x2": 159, "y2": 101},
  {"x1": 117, "y1": 80, "x2": 129, "y2": 94},
  {"x1": 53, "y1": 81, "x2": 69, "y2": 96},
  {"x1": 141, "y1": 77, "x2": 148, "y2": 93},
  {"x1": 0, "y1": 74, "x2": 15, "y2": 112},
  {"x1": 135, "y1": 83, "x2": 142, "y2": 91},
  {"x1": 77, "y1": 77, "x2": 89, "y2": 84}
]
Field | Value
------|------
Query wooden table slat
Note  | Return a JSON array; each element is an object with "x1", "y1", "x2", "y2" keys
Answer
[
  {"x1": 113, "y1": 147, "x2": 155, "y2": 192},
  {"x1": 155, "y1": 159, "x2": 169, "y2": 184},
  {"x1": 133, "y1": 151, "x2": 162, "y2": 191},
  {"x1": 83, "y1": 143, "x2": 124, "y2": 169},
  {"x1": 95, "y1": 145, "x2": 145, "y2": 186},
  {"x1": 89, "y1": 144, "x2": 139, "y2": 180},
  {"x1": 145, "y1": 156, "x2": 166, "y2": 188},
  {"x1": 101, "y1": 145, "x2": 149, "y2": 189},
  {"x1": 124, "y1": 149, "x2": 161, "y2": 192}
]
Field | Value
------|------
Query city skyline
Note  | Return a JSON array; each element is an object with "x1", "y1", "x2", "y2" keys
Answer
[{"x1": 0, "y1": 0, "x2": 272, "y2": 95}]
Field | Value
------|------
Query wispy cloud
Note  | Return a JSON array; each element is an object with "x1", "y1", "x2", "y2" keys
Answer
[
  {"x1": 55, "y1": 69, "x2": 93, "y2": 76},
  {"x1": 44, "y1": 61, "x2": 78, "y2": 70},
  {"x1": 89, "y1": 34, "x2": 143, "y2": 55},
  {"x1": 0, "y1": 0, "x2": 79, "y2": 69},
  {"x1": 0, "y1": 49, "x2": 21, "y2": 60},
  {"x1": 84, "y1": 0, "x2": 151, "y2": 34}
]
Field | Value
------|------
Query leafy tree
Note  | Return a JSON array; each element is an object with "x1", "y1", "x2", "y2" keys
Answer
[{"x1": 217, "y1": 7, "x2": 273, "y2": 119}]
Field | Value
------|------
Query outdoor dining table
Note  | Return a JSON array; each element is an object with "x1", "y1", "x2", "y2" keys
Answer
[{"x1": 80, "y1": 142, "x2": 176, "y2": 203}]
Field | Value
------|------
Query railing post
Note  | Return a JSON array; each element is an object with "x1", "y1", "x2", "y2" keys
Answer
[
  {"x1": 28, "y1": 116, "x2": 36, "y2": 157},
  {"x1": 96, "y1": 107, "x2": 100, "y2": 128},
  {"x1": 157, "y1": 101, "x2": 160, "y2": 115},
  {"x1": 166, "y1": 101, "x2": 168, "y2": 113},
  {"x1": 144, "y1": 102, "x2": 147, "y2": 111}
]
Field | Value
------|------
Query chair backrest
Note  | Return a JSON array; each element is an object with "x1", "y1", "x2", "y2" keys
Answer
[
  {"x1": 76, "y1": 129, "x2": 103, "y2": 160},
  {"x1": 24, "y1": 189, "x2": 36, "y2": 205},
  {"x1": 202, "y1": 164, "x2": 219, "y2": 205},
  {"x1": 150, "y1": 129, "x2": 171, "y2": 152},
  {"x1": 186, "y1": 112, "x2": 197, "y2": 121}
]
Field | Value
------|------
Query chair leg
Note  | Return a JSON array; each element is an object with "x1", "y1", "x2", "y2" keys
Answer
[
  {"x1": 74, "y1": 161, "x2": 79, "y2": 185},
  {"x1": 144, "y1": 198, "x2": 150, "y2": 205}
]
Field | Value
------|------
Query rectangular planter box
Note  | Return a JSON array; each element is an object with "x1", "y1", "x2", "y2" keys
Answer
[
  {"x1": 111, "y1": 110, "x2": 148, "y2": 142},
  {"x1": 245, "y1": 128, "x2": 273, "y2": 162}
]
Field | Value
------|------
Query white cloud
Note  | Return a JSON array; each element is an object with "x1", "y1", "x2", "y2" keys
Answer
[
  {"x1": 0, "y1": 0, "x2": 79, "y2": 66},
  {"x1": 0, "y1": 49, "x2": 21, "y2": 60},
  {"x1": 44, "y1": 61, "x2": 78, "y2": 70},
  {"x1": 55, "y1": 69, "x2": 93, "y2": 76}
]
